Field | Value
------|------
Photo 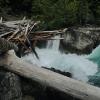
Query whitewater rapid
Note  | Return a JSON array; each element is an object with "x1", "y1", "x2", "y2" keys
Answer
[
  {"x1": 23, "y1": 48, "x2": 98, "y2": 83},
  {"x1": 22, "y1": 35, "x2": 98, "y2": 83}
]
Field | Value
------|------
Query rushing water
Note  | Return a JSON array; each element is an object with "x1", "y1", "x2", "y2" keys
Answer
[
  {"x1": 23, "y1": 36, "x2": 98, "y2": 83},
  {"x1": 87, "y1": 45, "x2": 100, "y2": 67},
  {"x1": 46, "y1": 35, "x2": 60, "y2": 50}
]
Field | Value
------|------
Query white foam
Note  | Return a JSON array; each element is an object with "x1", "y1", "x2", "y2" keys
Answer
[{"x1": 23, "y1": 48, "x2": 98, "y2": 82}]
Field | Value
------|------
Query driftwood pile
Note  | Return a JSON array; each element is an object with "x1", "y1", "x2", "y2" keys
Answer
[{"x1": 0, "y1": 18, "x2": 64, "y2": 56}]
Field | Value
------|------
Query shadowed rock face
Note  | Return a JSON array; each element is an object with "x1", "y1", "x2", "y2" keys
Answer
[
  {"x1": 60, "y1": 28, "x2": 100, "y2": 54},
  {"x1": 0, "y1": 71, "x2": 22, "y2": 100}
]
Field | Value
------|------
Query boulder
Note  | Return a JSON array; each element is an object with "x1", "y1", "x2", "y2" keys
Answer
[{"x1": 60, "y1": 28, "x2": 100, "y2": 54}]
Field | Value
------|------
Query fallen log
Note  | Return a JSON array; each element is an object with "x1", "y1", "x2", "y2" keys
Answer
[
  {"x1": 0, "y1": 51, "x2": 100, "y2": 100},
  {"x1": 3, "y1": 20, "x2": 30, "y2": 28}
]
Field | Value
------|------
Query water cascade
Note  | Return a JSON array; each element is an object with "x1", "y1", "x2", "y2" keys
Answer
[
  {"x1": 46, "y1": 35, "x2": 60, "y2": 50},
  {"x1": 23, "y1": 35, "x2": 98, "y2": 84}
]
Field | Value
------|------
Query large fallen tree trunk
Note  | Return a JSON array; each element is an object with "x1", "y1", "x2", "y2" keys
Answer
[{"x1": 0, "y1": 51, "x2": 100, "y2": 100}]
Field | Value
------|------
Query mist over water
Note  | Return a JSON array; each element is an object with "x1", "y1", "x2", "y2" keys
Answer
[{"x1": 23, "y1": 36, "x2": 98, "y2": 83}]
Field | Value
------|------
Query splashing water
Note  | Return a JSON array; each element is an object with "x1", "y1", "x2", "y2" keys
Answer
[
  {"x1": 86, "y1": 45, "x2": 100, "y2": 86},
  {"x1": 22, "y1": 35, "x2": 98, "y2": 83},
  {"x1": 47, "y1": 35, "x2": 60, "y2": 50},
  {"x1": 87, "y1": 45, "x2": 100, "y2": 67},
  {"x1": 23, "y1": 48, "x2": 98, "y2": 83}
]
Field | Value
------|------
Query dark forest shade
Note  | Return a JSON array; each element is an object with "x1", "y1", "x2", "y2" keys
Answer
[{"x1": 0, "y1": 0, "x2": 100, "y2": 29}]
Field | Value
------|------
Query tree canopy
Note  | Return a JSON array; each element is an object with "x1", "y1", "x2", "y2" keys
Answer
[{"x1": 0, "y1": 0, "x2": 100, "y2": 29}]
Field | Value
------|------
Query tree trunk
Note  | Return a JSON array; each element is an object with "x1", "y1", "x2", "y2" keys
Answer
[{"x1": 0, "y1": 51, "x2": 100, "y2": 100}]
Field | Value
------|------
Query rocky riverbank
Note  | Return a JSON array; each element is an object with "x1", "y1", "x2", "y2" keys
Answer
[{"x1": 60, "y1": 27, "x2": 100, "y2": 54}]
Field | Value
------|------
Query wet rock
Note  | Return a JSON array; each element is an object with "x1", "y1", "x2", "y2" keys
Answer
[
  {"x1": 60, "y1": 28, "x2": 100, "y2": 54},
  {"x1": 0, "y1": 71, "x2": 22, "y2": 100}
]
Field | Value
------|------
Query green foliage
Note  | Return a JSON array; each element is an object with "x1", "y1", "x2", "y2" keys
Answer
[
  {"x1": 0, "y1": 0, "x2": 100, "y2": 29},
  {"x1": 32, "y1": 0, "x2": 79, "y2": 30},
  {"x1": 31, "y1": 0, "x2": 100, "y2": 30}
]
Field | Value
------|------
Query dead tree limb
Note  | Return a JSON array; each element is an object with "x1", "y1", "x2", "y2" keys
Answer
[{"x1": 0, "y1": 51, "x2": 100, "y2": 100}]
